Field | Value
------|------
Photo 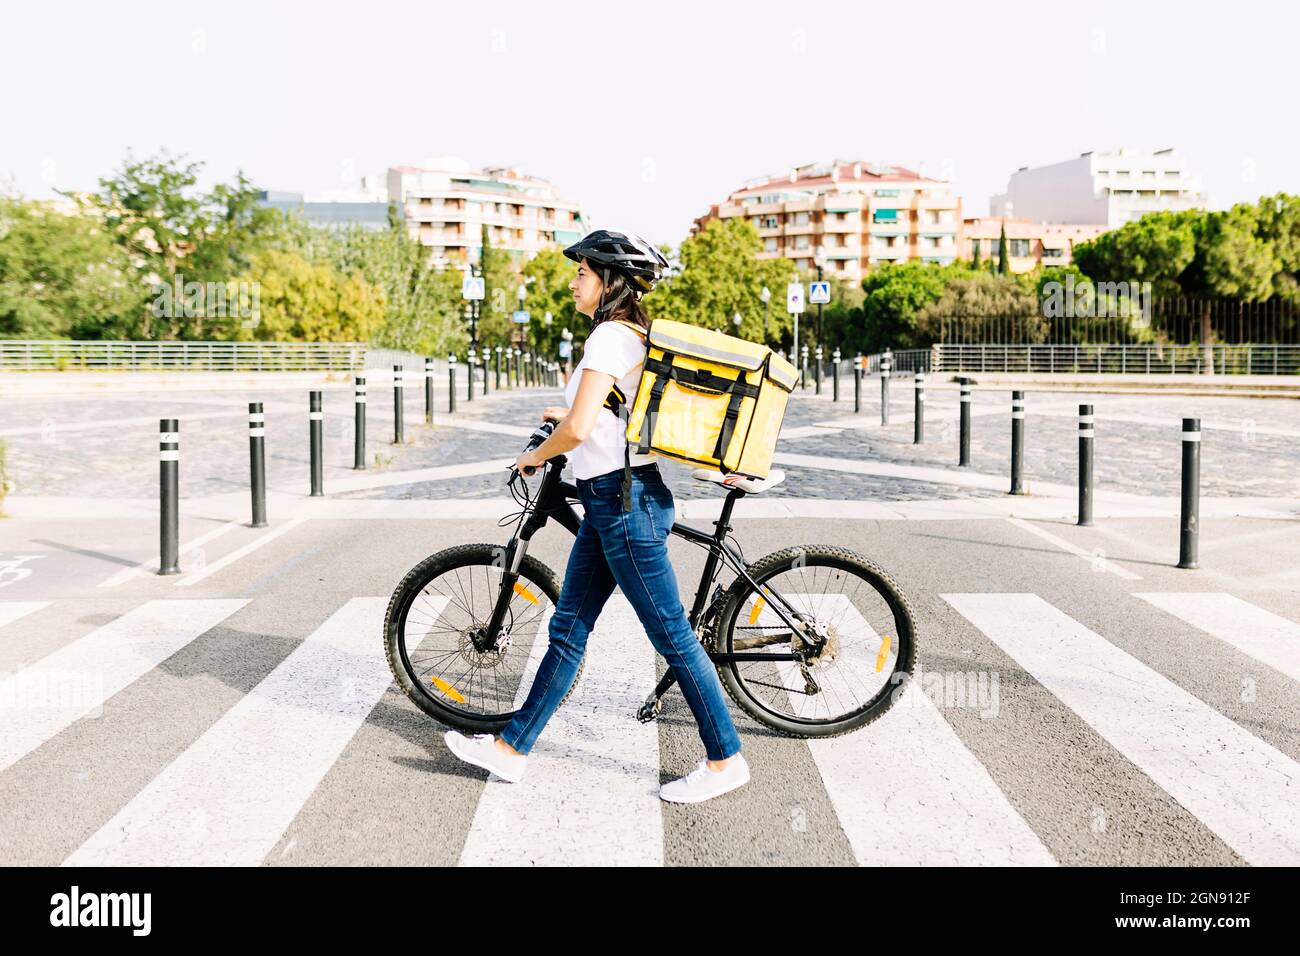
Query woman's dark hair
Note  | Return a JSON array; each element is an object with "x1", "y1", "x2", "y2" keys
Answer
[{"x1": 590, "y1": 268, "x2": 650, "y2": 334}]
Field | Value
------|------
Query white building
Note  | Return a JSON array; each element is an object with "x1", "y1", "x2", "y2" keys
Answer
[
  {"x1": 387, "y1": 156, "x2": 587, "y2": 268},
  {"x1": 989, "y1": 148, "x2": 1206, "y2": 228}
]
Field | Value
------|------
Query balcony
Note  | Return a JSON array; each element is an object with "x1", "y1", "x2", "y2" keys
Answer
[
  {"x1": 869, "y1": 222, "x2": 911, "y2": 237},
  {"x1": 823, "y1": 217, "x2": 860, "y2": 233},
  {"x1": 784, "y1": 222, "x2": 815, "y2": 236}
]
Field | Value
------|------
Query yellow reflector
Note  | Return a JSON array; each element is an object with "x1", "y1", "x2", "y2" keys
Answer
[
  {"x1": 513, "y1": 582, "x2": 539, "y2": 604},
  {"x1": 429, "y1": 674, "x2": 466, "y2": 703},
  {"x1": 748, "y1": 596, "x2": 766, "y2": 625},
  {"x1": 875, "y1": 635, "x2": 892, "y2": 672}
]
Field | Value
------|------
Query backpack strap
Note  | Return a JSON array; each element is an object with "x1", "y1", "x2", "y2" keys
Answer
[{"x1": 598, "y1": 321, "x2": 648, "y2": 512}]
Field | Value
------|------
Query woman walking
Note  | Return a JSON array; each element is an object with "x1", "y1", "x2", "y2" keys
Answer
[{"x1": 444, "y1": 229, "x2": 748, "y2": 804}]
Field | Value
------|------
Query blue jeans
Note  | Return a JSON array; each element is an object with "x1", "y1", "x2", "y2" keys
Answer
[{"x1": 500, "y1": 462, "x2": 743, "y2": 762}]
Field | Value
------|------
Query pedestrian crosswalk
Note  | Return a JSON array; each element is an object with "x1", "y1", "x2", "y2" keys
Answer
[{"x1": 0, "y1": 585, "x2": 1297, "y2": 866}]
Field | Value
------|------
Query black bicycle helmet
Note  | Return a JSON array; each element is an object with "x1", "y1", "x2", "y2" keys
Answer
[{"x1": 564, "y1": 228, "x2": 669, "y2": 320}]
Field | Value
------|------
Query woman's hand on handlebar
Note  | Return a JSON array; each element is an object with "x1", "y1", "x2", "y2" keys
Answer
[
  {"x1": 513, "y1": 448, "x2": 545, "y2": 477},
  {"x1": 541, "y1": 406, "x2": 569, "y2": 424}
]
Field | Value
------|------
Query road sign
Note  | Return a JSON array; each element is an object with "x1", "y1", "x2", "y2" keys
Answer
[
  {"x1": 511, "y1": 310, "x2": 530, "y2": 324},
  {"x1": 462, "y1": 276, "x2": 485, "y2": 300},
  {"x1": 786, "y1": 282, "x2": 805, "y2": 314},
  {"x1": 810, "y1": 281, "x2": 831, "y2": 305}
]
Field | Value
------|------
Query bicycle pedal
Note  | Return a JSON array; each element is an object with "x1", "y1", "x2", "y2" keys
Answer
[{"x1": 635, "y1": 695, "x2": 663, "y2": 723}]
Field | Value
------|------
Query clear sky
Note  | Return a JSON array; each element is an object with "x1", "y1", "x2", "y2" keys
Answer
[{"x1": 2, "y1": 0, "x2": 1296, "y2": 248}]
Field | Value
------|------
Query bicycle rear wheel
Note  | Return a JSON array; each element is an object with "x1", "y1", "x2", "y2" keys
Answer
[
  {"x1": 383, "y1": 543, "x2": 580, "y2": 733},
  {"x1": 710, "y1": 544, "x2": 916, "y2": 738}
]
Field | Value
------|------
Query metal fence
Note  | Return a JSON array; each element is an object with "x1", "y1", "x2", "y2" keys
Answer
[
  {"x1": 931, "y1": 343, "x2": 1300, "y2": 376},
  {"x1": 860, "y1": 349, "x2": 932, "y2": 374},
  {"x1": 0, "y1": 340, "x2": 367, "y2": 371},
  {"x1": 934, "y1": 297, "x2": 1300, "y2": 346}
]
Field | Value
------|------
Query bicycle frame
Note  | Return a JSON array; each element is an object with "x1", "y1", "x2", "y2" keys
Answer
[{"x1": 477, "y1": 455, "x2": 818, "y2": 669}]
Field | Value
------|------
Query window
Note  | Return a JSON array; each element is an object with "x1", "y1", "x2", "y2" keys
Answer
[
  {"x1": 874, "y1": 189, "x2": 899, "y2": 197},
  {"x1": 1043, "y1": 246, "x2": 1064, "y2": 258},
  {"x1": 764, "y1": 238, "x2": 777, "y2": 252},
  {"x1": 1009, "y1": 239, "x2": 1032, "y2": 257}
]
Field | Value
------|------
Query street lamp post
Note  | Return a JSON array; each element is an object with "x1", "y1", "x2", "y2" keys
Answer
[{"x1": 813, "y1": 246, "x2": 826, "y2": 392}]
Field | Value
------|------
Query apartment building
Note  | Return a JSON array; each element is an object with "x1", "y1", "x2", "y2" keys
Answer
[
  {"x1": 692, "y1": 159, "x2": 962, "y2": 279},
  {"x1": 387, "y1": 156, "x2": 588, "y2": 268},
  {"x1": 961, "y1": 217, "x2": 1108, "y2": 272},
  {"x1": 989, "y1": 147, "x2": 1206, "y2": 228}
]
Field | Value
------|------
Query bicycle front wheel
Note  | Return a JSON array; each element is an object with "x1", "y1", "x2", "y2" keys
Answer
[
  {"x1": 710, "y1": 544, "x2": 916, "y2": 738},
  {"x1": 384, "y1": 543, "x2": 580, "y2": 733}
]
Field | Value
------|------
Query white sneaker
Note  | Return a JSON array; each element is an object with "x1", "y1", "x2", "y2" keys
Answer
[
  {"x1": 444, "y1": 730, "x2": 527, "y2": 783},
  {"x1": 660, "y1": 753, "x2": 749, "y2": 804}
]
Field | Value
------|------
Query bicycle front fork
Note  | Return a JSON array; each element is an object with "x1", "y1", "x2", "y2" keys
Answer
[{"x1": 471, "y1": 535, "x2": 531, "y2": 654}]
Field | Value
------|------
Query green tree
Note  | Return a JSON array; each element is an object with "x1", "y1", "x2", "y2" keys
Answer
[
  {"x1": 75, "y1": 150, "x2": 278, "y2": 338},
  {"x1": 0, "y1": 197, "x2": 147, "y2": 339},
  {"x1": 522, "y1": 246, "x2": 579, "y2": 356},
  {"x1": 859, "y1": 260, "x2": 963, "y2": 350},
  {"x1": 997, "y1": 224, "x2": 1009, "y2": 275},
  {"x1": 235, "y1": 248, "x2": 383, "y2": 344},
  {"x1": 649, "y1": 217, "x2": 797, "y2": 348},
  {"x1": 917, "y1": 271, "x2": 1042, "y2": 343}
]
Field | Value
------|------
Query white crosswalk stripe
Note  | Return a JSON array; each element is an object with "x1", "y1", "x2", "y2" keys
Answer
[
  {"x1": 1135, "y1": 592, "x2": 1300, "y2": 685},
  {"x1": 64, "y1": 596, "x2": 405, "y2": 866},
  {"x1": 0, "y1": 599, "x2": 248, "y2": 774},
  {"x1": 943, "y1": 592, "x2": 1300, "y2": 866},
  {"x1": 0, "y1": 601, "x2": 50, "y2": 631},
  {"x1": 750, "y1": 592, "x2": 1055, "y2": 865},
  {"x1": 460, "y1": 593, "x2": 665, "y2": 865}
]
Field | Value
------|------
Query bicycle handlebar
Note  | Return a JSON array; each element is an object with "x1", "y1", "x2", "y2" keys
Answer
[{"x1": 515, "y1": 418, "x2": 558, "y2": 477}]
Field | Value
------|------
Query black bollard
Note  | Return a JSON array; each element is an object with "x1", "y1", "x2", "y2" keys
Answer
[
  {"x1": 249, "y1": 402, "x2": 267, "y2": 527},
  {"x1": 1178, "y1": 418, "x2": 1201, "y2": 569},
  {"x1": 913, "y1": 372, "x2": 925, "y2": 444},
  {"x1": 309, "y1": 390, "x2": 323, "y2": 496},
  {"x1": 448, "y1": 356, "x2": 456, "y2": 414},
  {"x1": 424, "y1": 359, "x2": 434, "y2": 424},
  {"x1": 159, "y1": 419, "x2": 180, "y2": 575},
  {"x1": 854, "y1": 364, "x2": 862, "y2": 413},
  {"x1": 1078, "y1": 404, "x2": 1094, "y2": 526},
  {"x1": 832, "y1": 349, "x2": 840, "y2": 402},
  {"x1": 815, "y1": 347, "x2": 823, "y2": 395},
  {"x1": 494, "y1": 348, "x2": 502, "y2": 391},
  {"x1": 481, "y1": 355, "x2": 489, "y2": 396},
  {"x1": 1010, "y1": 390, "x2": 1025, "y2": 495},
  {"x1": 959, "y1": 378, "x2": 972, "y2": 467},
  {"x1": 353, "y1": 376, "x2": 366, "y2": 470},
  {"x1": 881, "y1": 351, "x2": 892, "y2": 426},
  {"x1": 393, "y1": 365, "x2": 404, "y2": 444},
  {"x1": 466, "y1": 352, "x2": 475, "y2": 403}
]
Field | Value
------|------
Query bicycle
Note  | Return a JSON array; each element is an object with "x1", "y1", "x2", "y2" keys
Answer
[{"x1": 383, "y1": 420, "x2": 917, "y2": 739}]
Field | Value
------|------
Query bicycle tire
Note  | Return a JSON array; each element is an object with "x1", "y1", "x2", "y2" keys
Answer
[
  {"x1": 709, "y1": 544, "x2": 917, "y2": 739},
  {"x1": 383, "y1": 542, "x2": 580, "y2": 733}
]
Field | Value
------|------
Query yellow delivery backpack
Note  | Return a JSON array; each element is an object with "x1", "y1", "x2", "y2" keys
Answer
[{"x1": 599, "y1": 318, "x2": 797, "y2": 509}]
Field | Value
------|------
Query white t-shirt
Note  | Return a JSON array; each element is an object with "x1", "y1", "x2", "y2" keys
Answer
[{"x1": 563, "y1": 320, "x2": 658, "y2": 480}]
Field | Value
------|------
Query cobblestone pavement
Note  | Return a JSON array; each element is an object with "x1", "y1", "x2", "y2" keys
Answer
[{"x1": 3, "y1": 374, "x2": 1298, "y2": 501}]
